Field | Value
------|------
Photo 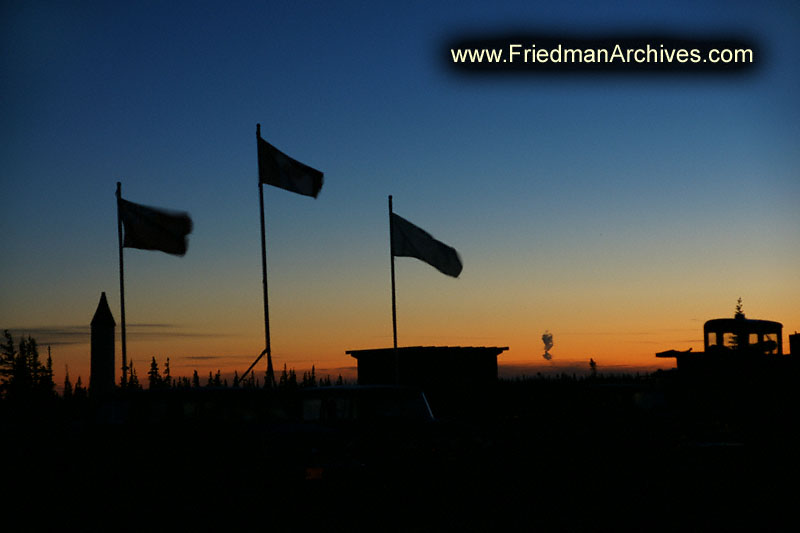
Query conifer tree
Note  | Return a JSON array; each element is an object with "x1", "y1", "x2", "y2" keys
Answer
[
  {"x1": 735, "y1": 297, "x2": 745, "y2": 318},
  {"x1": 732, "y1": 297, "x2": 745, "y2": 349},
  {"x1": 1, "y1": 330, "x2": 14, "y2": 369},
  {"x1": 128, "y1": 362, "x2": 141, "y2": 390},
  {"x1": 164, "y1": 358, "x2": 171, "y2": 388},
  {"x1": 0, "y1": 330, "x2": 17, "y2": 398},
  {"x1": 279, "y1": 364, "x2": 289, "y2": 389},
  {"x1": 148, "y1": 357, "x2": 162, "y2": 390},
  {"x1": 192, "y1": 370, "x2": 200, "y2": 388},
  {"x1": 63, "y1": 366, "x2": 73, "y2": 399},
  {"x1": 23, "y1": 336, "x2": 41, "y2": 391},
  {"x1": 0, "y1": 332, "x2": 55, "y2": 399},
  {"x1": 74, "y1": 376, "x2": 87, "y2": 398},
  {"x1": 42, "y1": 347, "x2": 55, "y2": 396}
]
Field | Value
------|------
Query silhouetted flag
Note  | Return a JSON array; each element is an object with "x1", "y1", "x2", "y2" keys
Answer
[
  {"x1": 391, "y1": 213, "x2": 462, "y2": 277},
  {"x1": 257, "y1": 135, "x2": 323, "y2": 198},
  {"x1": 118, "y1": 198, "x2": 193, "y2": 256}
]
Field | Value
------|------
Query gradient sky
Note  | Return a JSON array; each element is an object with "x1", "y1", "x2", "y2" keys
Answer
[{"x1": 2, "y1": 0, "x2": 798, "y2": 386}]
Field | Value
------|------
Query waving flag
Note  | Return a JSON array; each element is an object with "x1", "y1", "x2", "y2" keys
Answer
[
  {"x1": 257, "y1": 131, "x2": 323, "y2": 198},
  {"x1": 118, "y1": 198, "x2": 193, "y2": 256},
  {"x1": 391, "y1": 212, "x2": 462, "y2": 278}
]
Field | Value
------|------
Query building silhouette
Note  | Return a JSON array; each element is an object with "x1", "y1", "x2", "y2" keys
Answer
[
  {"x1": 89, "y1": 291, "x2": 116, "y2": 397},
  {"x1": 346, "y1": 345, "x2": 508, "y2": 390},
  {"x1": 657, "y1": 310, "x2": 795, "y2": 375}
]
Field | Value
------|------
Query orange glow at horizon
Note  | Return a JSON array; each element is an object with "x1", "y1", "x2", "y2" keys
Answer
[{"x1": 41, "y1": 301, "x2": 800, "y2": 391}]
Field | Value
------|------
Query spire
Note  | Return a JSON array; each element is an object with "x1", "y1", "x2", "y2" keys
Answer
[
  {"x1": 90, "y1": 291, "x2": 116, "y2": 397},
  {"x1": 91, "y1": 292, "x2": 116, "y2": 327}
]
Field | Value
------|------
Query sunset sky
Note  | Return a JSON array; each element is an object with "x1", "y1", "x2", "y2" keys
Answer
[{"x1": 2, "y1": 0, "x2": 798, "y2": 387}]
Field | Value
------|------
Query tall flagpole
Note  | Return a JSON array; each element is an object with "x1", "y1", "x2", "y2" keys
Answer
[
  {"x1": 115, "y1": 182, "x2": 128, "y2": 388},
  {"x1": 389, "y1": 195, "x2": 398, "y2": 349},
  {"x1": 257, "y1": 124, "x2": 275, "y2": 388},
  {"x1": 389, "y1": 195, "x2": 401, "y2": 385}
]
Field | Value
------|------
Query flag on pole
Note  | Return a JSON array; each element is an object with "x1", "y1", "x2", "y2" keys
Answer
[
  {"x1": 391, "y1": 212, "x2": 463, "y2": 278},
  {"x1": 257, "y1": 133, "x2": 323, "y2": 198},
  {"x1": 118, "y1": 198, "x2": 193, "y2": 256}
]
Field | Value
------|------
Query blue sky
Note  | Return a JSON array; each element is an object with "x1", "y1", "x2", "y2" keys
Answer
[{"x1": 2, "y1": 0, "x2": 798, "y2": 382}]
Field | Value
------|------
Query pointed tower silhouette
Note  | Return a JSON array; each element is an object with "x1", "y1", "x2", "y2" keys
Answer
[{"x1": 90, "y1": 292, "x2": 116, "y2": 397}]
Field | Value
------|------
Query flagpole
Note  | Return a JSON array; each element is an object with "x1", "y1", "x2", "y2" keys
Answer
[
  {"x1": 389, "y1": 195, "x2": 398, "y2": 349},
  {"x1": 115, "y1": 182, "x2": 128, "y2": 388},
  {"x1": 257, "y1": 124, "x2": 275, "y2": 388},
  {"x1": 389, "y1": 195, "x2": 401, "y2": 386}
]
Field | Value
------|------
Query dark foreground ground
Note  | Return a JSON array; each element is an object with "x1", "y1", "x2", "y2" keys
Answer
[{"x1": 3, "y1": 372, "x2": 798, "y2": 532}]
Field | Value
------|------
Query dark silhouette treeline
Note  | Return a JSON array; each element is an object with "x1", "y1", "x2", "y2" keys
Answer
[
  {"x1": 0, "y1": 330, "x2": 346, "y2": 401},
  {"x1": 1, "y1": 330, "x2": 57, "y2": 401},
  {"x1": 136, "y1": 356, "x2": 345, "y2": 391},
  {"x1": 2, "y1": 333, "x2": 797, "y2": 532}
]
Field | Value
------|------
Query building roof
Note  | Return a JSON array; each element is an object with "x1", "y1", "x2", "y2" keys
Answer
[
  {"x1": 346, "y1": 346, "x2": 508, "y2": 359},
  {"x1": 704, "y1": 317, "x2": 782, "y2": 333}
]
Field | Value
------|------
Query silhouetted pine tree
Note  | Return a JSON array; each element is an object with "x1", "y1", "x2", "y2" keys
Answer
[
  {"x1": 164, "y1": 358, "x2": 171, "y2": 388},
  {"x1": 301, "y1": 366, "x2": 319, "y2": 388},
  {"x1": 213, "y1": 370, "x2": 222, "y2": 388},
  {"x1": 735, "y1": 297, "x2": 744, "y2": 318},
  {"x1": 0, "y1": 330, "x2": 16, "y2": 399},
  {"x1": 128, "y1": 362, "x2": 142, "y2": 390},
  {"x1": 192, "y1": 370, "x2": 200, "y2": 388},
  {"x1": 232, "y1": 371, "x2": 240, "y2": 388},
  {"x1": 279, "y1": 364, "x2": 289, "y2": 388},
  {"x1": 11, "y1": 337, "x2": 34, "y2": 396},
  {"x1": 63, "y1": 366, "x2": 73, "y2": 399},
  {"x1": 41, "y1": 347, "x2": 55, "y2": 396},
  {"x1": 0, "y1": 332, "x2": 55, "y2": 399},
  {"x1": 732, "y1": 297, "x2": 745, "y2": 349},
  {"x1": 22, "y1": 337, "x2": 39, "y2": 391},
  {"x1": 74, "y1": 376, "x2": 87, "y2": 399},
  {"x1": 148, "y1": 357, "x2": 162, "y2": 390}
]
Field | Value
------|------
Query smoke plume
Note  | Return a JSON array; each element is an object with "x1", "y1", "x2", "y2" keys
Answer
[{"x1": 542, "y1": 330, "x2": 554, "y2": 361}]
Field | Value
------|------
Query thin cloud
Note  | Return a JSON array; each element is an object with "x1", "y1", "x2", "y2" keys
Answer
[
  {"x1": 124, "y1": 324, "x2": 233, "y2": 338},
  {"x1": 2, "y1": 326, "x2": 87, "y2": 346},
  {"x1": 2, "y1": 323, "x2": 232, "y2": 345}
]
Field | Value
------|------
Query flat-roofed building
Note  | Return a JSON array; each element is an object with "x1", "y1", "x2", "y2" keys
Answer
[{"x1": 346, "y1": 346, "x2": 508, "y2": 390}]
